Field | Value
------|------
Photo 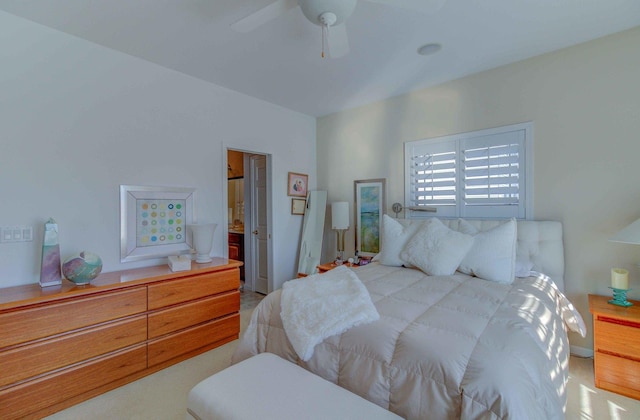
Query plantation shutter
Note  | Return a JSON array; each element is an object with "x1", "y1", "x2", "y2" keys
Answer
[
  {"x1": 406, "y1": 140, "x2": 458, "y2": 218},
  {"x1": 405, "y1": 123, "x2": 530, "y2": 219},
  {"x1": 460, "y1": 130, "x2": 525, "y2": 218}
]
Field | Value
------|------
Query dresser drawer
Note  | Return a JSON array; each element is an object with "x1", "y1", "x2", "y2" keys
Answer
[
  {"x1": 0, "y1": 315, "x2": 147, "y2": 388},
  {"x1": 594, "y1": 318, "x2": 640, "y2": 358},
  {"x1": 148, "y1": 291, "x2": 240, "y2": 339},
  {"x1": 0, "y1": 288, "x2": 147, "y2": 348},
  {"x1": 148, "y1": 313, "x2": 240, "y2": 367},
  {"x1": 0, "y1": 344, "x2": 147, "y2": 420},
  {"x1": 148, "y1": 269, "x2": 239, "y2": 310},
  {"x1": 595, "y1": 351, "x2": 640, "y2": 399}
]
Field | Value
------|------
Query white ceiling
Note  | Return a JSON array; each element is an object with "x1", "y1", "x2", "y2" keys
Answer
[{"x1": 1, "y1": 0, "x2": 639, "y2": 117}]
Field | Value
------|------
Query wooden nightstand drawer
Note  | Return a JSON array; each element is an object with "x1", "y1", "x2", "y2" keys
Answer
[
  {"x1": 589, "y1": 294, "x2": 640, "y2": 399},
  {"x1": 595, "y1": 351, "x2": 640, "y2": 399},
  {"x1": 594, "y1": 318, "x2": 640, "y2": 358}
]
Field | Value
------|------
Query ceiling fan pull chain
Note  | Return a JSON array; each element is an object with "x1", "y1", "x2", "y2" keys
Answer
[{"x1": 319, "y1": 11, "x2": 337, "y2": 59}]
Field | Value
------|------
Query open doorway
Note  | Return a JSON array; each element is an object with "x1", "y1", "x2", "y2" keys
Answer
[{"x1": 226, "y1": 149, "x2": 271, "y2": 295}]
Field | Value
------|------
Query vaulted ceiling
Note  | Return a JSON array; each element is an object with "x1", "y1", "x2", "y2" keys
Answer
[{"x1": 1, "y1": 0, "x2": 639, "y2": 116}]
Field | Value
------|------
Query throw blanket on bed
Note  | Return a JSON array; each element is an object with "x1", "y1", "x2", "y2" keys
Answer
[
  {"x1": 281, "y1": 265, "x2": 379, "y2": 361},
  {"x1": 233, "y1": 263, "x2": 584, "y2": 420}
]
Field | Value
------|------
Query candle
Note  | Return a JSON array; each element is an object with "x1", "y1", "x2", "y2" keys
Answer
[{"x1": 611, "y1": 268, "x2": 629, "y2": 290}]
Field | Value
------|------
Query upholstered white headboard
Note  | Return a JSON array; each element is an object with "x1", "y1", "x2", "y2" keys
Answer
[{"x1": 401, "y1": 219, "x2": 566, "y2": 291}]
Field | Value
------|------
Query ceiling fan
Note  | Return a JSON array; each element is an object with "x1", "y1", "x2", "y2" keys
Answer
[{"x1": 231, "y1": 0, "x2": 446, "y2": 58}]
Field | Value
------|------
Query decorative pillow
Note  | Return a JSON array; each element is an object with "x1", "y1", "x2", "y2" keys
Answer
[
  {"x1": 377, "y1": 215, "x2": 422, "y2": 266},
  {"x1": 458, "y1": 218, "x2": 517, "y2": 284},
  {"x1": 400, "y1": 218, "x2": 474, "y2": 276},
  {"x1": 455, "y1": 219, "x2": 479, "y2": 235},
  {"x1": 515, "y1": 256, "x2": 534, "y2": 278}
]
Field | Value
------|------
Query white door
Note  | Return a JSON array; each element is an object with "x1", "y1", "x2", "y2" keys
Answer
[{"x1": 250, "y1": 155, "x2": 269, "y2": 294}]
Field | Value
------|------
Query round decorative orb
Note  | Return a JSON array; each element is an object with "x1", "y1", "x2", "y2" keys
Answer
[{"x1": 62, "y1": 251, "x2": 103, "y2": 285}]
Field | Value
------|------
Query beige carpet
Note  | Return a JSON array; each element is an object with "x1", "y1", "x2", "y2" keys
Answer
[
  {"x1": 566, "y1": 356, "x2": 640, "y2": 419},
  {"x1": 46, "y1": 308, "x2": 640, "y2": 420}
]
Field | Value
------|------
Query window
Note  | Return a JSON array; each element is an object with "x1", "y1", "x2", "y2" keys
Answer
[{"x1": 404, "y1": 122, "x2": 532, "y2": 219}]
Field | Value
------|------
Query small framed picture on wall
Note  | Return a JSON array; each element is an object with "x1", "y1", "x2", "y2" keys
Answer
[
  {"x1": 287, "y1": 172, "x2": 308, "y2": 197},
  {"x1": 291, "y1": 198, "x2": 306, "y2": 215}
]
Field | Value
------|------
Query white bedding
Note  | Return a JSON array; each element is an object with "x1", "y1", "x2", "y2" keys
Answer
[
  {"x1": 233, "y1": 263, "x2": 584, "y2": 419},
  {"x1": 280, "y1": 265, "x2": 379, "y2": 361}
]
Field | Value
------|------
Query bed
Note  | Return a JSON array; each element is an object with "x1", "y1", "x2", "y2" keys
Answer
[{"x1": 232, "y1": 218, "x2": 585, "y2": 419}]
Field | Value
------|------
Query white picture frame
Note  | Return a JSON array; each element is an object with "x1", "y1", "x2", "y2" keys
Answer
[{"x1": 120, "y1": 185, "x2": 195, "y2": 262}]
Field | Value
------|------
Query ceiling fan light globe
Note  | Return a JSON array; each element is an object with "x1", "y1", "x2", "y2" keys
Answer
[{"x1": 298, "y1": 0, "x2": 357, "y2": 26}]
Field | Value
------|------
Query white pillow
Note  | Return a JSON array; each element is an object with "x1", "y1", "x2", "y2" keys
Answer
[
  {"x1": 400, "y1": 218, "x2": 474, "y2": 276},
  {"x1": 455, "y1": 219, "x2": 479, "y2": 235},
  {"x1": 377, "y1": 215, "x2": 421, "y2": 266},
  {"x1": 515, "y1": 256, "x2": 534, "y2": 278},
  {"x1": 458, "y1": 218, "x2": 517, "y2": 284}
]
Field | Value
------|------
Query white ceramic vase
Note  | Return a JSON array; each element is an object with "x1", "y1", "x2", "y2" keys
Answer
[{"x1": 189, "y1": 223, "x2": 217, "y2": 263}]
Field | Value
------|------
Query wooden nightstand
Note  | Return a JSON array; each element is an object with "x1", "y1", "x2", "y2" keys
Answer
[
  {"x1": 589, "y1": 294, "x2": 640, "y2": 399},
  {"x1": 316, "y1": 262, "x2": 356, "y2": 273}
]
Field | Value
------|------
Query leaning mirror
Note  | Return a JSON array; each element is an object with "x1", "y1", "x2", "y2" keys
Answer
[{"x1": 297, "y1": 190, "x2": 327, "y2": 276}]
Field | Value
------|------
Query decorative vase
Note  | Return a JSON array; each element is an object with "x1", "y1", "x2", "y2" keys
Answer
[
  {"x1": 40, "y1": 218, "x2": 62, "y2": 287},
  {"x1": 189, "y1": 223, "x2": 217, "y2": 263},
  {"x1": 62, "y1": 251, "x2": 103, "y2": 285}
]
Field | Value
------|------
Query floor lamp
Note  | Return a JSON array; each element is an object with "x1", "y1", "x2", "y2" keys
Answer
[{"x1": 331, "y1": 201, "x2": 349, "y2": 264}]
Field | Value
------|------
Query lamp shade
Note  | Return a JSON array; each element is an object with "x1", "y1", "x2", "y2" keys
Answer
[
  {"x1": 610, "y1": 219, "x2": 640, "y2": 245},
  {"x1": 331, "y1": 202, "x2": 349, "y2": 230}
]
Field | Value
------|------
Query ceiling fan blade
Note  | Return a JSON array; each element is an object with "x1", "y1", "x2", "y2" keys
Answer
[
  {"x1": 231, "y1": 0, "x2": 298, "y2": 33},
  {"x1": 366, "y1": 0, "x2": 447, "y2": 14},
  {"x1": 328, "y1": 24, "x2": 349, "y2": 58}
]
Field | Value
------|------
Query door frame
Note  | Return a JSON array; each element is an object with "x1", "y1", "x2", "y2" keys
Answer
[{"x1": 223, "y1": 145, "x2": 273, "y2": 293}]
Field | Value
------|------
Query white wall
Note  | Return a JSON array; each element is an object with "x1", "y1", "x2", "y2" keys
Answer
[
  {"x1": 317, "y1": 26, "x2": 640, "y2": 351},
  {"x1": 0, "y1": 12, "x2": 316, "y2": 291}
]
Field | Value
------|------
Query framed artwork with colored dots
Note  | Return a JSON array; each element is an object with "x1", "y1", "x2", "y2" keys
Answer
[{"x1": 120, "y1": 185, "x2": 195, "y2": 262}]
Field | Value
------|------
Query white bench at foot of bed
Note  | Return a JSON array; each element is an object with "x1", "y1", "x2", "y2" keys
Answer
[{"x1": 186, "y1": 353, "x2": 401, "y2": 420}]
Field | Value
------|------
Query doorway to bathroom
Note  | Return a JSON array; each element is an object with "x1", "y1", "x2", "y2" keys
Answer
[{"x1": 226, "y1": 149, "x2": 271, "y2": 294}]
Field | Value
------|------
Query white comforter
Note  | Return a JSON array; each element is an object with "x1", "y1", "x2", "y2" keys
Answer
[
  {"x1": 233, "y1": 263, "x2": 583, "y2": 420},
  {"x1": 280, "y1": 265, "x2": 379, "y2": 361}
]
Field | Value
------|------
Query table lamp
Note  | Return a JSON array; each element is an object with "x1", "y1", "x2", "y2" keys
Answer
[
  {"x1": 331, "y1": 201, "x2": 349, "y2": 264},
  {"x1": 608, "y1": 218, "x2": 640, "y2": 306}
]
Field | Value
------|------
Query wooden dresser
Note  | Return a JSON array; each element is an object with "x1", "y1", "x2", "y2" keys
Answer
[
  {"x1": 589, "y1": 294, "x2": 640, "y2": 399},
  {"x1": 0, "y1": 258, "x2": 241, "y2": 419},
  {"x1": 228, "y1": 231, "x2": 245, "y2": 280}
]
